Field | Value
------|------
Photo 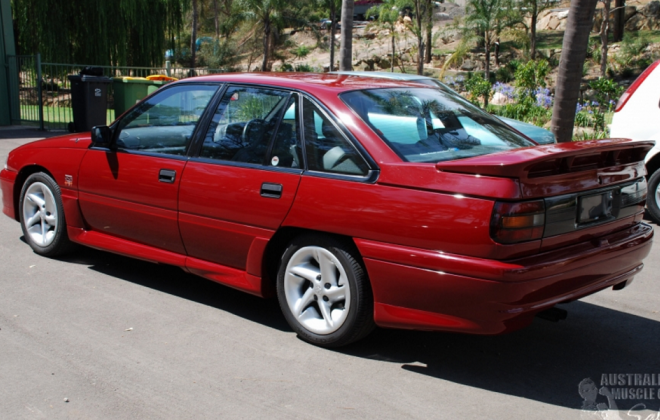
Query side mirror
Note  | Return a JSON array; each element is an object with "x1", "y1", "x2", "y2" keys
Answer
[{"x1": 91, "y1": 126, "x2": 113, "y2": 148}]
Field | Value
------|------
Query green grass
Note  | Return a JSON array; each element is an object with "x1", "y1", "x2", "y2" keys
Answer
[{"x1": 20, "y1": 105, "x2": 116, "y2": 128}]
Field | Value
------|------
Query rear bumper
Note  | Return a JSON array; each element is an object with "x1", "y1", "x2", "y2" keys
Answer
[
  {"x1": 355, "y1": 223, "x2": 654, "y2": 334},
  {"x1": 0, "y1": 169, "x2": 17, "y2": 220}
]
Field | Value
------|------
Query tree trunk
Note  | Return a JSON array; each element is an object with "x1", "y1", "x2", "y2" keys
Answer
[
  {"x1": 484, "y1": 35, "x2": 490, "y2": 80},
  {"x1": 191, "y1": 0, "x2": 198, "y2": 68},
  {"x1": 425, "y1": 0, "x2": 433, "y2": 64},
  {"x1": 213, "y1": 0, "x2": 220, "y2": 40},
  {"x1": 340, "y1": 0, "x2": 354, "y2": 71},
  {"x1": 330, "y1": 0, "x2": 337, "y2": 71},
  {"x1": 600, "y1": 0, "x2": 610, "y2": 77},
  {"x1": 551, "y1": 0, "x2": 599, "y2": 143},
  {"x1": 530, "y1": 2, "x2": 538, "y2": 58},
  {"x1": 416, "y1": 0, "x2": 424, "y2": 75},
  {"x1": 484, "y1": 38, "x2": 490, "y2": 108},
  {"x1": 262, "y1": 18, "x2": 271, "y2": 71},
  {"x1": 494, "y1": 38, "x2": 500, "y2": 66},
  {"x1": 613, "y1": 0, "x2": 625, "y2": 42},
  {"x1": 391, "y1": 34, "x2": 396, "y2": 72}
]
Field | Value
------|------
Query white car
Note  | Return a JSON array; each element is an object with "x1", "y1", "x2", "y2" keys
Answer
[{"x1": 610, "y1": 59, "x2": 660, "y2": 224}]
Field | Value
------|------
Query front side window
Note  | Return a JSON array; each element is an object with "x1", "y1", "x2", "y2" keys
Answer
[
  {"x1": 115, "y1": 84, "x2": 218, "y2": 155},
  {"x1": 302, "y1": 97, "x2": 369, "y2": 176},
  {"x1": 200, "y1": 86, "x2": 300, "y2": 166},
  {"x1": 341, "y1": 88, "x2": 534, "y2": 163}
]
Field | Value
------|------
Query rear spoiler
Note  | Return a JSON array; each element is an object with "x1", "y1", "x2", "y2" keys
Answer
[{"x1": 436, "y1": 139, "x2": 654, "y2": 179}]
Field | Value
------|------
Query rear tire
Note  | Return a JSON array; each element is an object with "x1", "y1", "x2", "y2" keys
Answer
[
  {"x1": 19, "y1": 172, "x2": 74, "y2": 257},
  {"x1": 648, "y1": 170, "x2": 660, "y2": 224},
  {"x1": 276, "y1": 234, "x2": 375, "y2": 348}
]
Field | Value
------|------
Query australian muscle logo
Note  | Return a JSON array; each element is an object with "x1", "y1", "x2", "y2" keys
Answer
[{"x1": 579, "y1": 374, "x2": 660, "y2": 420}]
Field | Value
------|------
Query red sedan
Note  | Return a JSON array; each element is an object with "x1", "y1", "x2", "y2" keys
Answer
[{"x1": 1, "y1": 73, "x2": 654, "y2": 347}]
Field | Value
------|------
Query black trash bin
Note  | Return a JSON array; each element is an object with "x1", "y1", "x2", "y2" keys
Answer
[{"x1": 68, "y1": 73, "x2": 112, "y2": 132}]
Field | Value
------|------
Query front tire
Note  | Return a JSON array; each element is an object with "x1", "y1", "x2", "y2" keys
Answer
[
  {"x1": 19, "y1": 172, "x2": 74, "y2": 257},
  {"x1": 648, "y1": 170, "x2": 660, "y2": 225},
  {"x1": 276, "y1": 234, "x2": 375, "y2": 347}
]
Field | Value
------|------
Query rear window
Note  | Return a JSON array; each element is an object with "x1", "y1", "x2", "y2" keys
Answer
[{"x1": 341, "y1": 88, "x2": 534, "y2": 163}]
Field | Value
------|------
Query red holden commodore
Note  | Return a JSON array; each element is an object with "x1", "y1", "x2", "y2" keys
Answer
[{"x1": 0, "y1": 73, "x2": 654, "y2": 347}]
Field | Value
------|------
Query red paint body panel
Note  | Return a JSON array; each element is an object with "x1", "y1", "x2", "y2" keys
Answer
[
  {"x1": 68, "y1": 226, "x2": 270, "y2": 297},
  {"x1": 378, "y1": 162, "x2": 522, "y2": 199},
  {"x1": 284, "y1": 175, "x2": 540, "y2": 260},
  {"x1": 364, "y1": 223, "x2": 651, "y2": 333},
  {"x1": 1, "y1": 168, "x2": 17, "y2": 219},
  {"x1": 77, "y1": 151, "x2": 187, "y2": 254},
  {"x1": 178, "y1": 162, "x2": 300, "y2": 270}
]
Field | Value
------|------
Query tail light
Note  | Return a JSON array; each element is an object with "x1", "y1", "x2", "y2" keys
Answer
[
  {"x1": 490, "y1": 200, "x2": 545, "y2": 244},
  {"x1": 614, "y1": 60, "x2": 660, "y2": 112}
]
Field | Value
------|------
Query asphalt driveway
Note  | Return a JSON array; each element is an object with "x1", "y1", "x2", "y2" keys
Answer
[{"x1": 1, "y1": 128, "x2": 659, "y2": 419}]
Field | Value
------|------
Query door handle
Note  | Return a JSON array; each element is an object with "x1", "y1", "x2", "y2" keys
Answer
[
  {"x1": 159, "y1": 169, "x2": 176, "y2": 183},
  {"x1": 260, "y1": 182, "x2": 282, "y2": 198}
]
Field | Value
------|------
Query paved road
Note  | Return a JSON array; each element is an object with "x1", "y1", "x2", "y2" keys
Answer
[{"x1": 1, "y1": 130, "x2": 659, "y2": 420}]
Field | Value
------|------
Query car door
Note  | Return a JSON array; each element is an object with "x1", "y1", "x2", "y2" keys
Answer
[
  {"x1": 178, "y1": 86, "x2": 303, "y2": 271},
  {"x1": 77, "y1": 83, "x2": 219, "y2": 254}
]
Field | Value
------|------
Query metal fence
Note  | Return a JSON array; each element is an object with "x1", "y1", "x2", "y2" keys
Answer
[{"x1": 5, "y1": 54, "x2": 227, "y2": 131}]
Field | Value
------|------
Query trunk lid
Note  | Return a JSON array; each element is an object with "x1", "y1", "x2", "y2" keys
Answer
[{"x1": 435, "y1": 138, "x2": 654, "y2": 198}]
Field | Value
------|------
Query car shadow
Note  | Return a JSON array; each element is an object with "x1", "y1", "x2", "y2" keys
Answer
[
  {"x1": 643, "y1": 209, "x2": 658, "y2": 225},
  {"x1": 337, "y1": 301, "x2": 660, "y2": 411},
  {"x1": 54, "y1": 244, "x2": 291, "y2": 333},
  {"x1": 47, "y1": 239, "x2": 660, "y2": 411}
]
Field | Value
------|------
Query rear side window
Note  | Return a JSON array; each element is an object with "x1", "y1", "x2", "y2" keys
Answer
[
  {"x1": 302, "y1": 97, "x2": 369, "y2": 176},
  {"x1": 341, "y1": 88, "x2": 534, "y2": 163}
]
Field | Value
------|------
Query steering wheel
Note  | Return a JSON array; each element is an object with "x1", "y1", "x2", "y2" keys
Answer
[{"x1": 241, "y1": 119, "x2": 267, "y2": 144}]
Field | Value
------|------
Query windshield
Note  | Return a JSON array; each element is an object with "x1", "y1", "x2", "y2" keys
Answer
[{"x1": 341, "y1": 88, "x2": 534, "y2": 163}]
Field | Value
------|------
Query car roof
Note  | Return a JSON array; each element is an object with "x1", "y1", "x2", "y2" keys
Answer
[
  {"x1": 330, "y1": 71, "x2": 434, "y2": 82},
  {"x1": 182, "y1": 72, "x2": 430, "y2": 94}
]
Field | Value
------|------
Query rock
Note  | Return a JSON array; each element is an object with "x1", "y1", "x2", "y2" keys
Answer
[
  {"x1": 557, "y1": 10, "x2": 569, "y2": 19},
  {"x1": 640, "y1": 1, "x2": 660, "y2": 18},
  {"x1": 625, "y1": 13, "x2": 644, "y2": 31},
  {"x1": 461, "y1": 59, "x2": 475, "y2": 71},
  {"x1": 624, "y1": 6, "x2": 637, "y2": 21},
  {"x1": 491, "y1": 92, "x2": 512, "y2": 105}
]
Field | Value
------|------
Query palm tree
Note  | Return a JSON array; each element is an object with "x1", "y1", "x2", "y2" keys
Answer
[
  {"x1": 322, "y1": 0, "x2": 342, "y2": 71},
  {"x1": 550, "y1": 0, "x2": 599, "y2": 142},
  {"x1": 368, "y1": 0, "x2": 404, "y2": 72},
  {"x1": 463, "y1": 0, "x2": 509, "y2": 83},
  {"x1": 340, "y1": 0, "x2": 354, "y2": 70},
  {"x1": 239, "y1": 0, "x2": 295, "y2": 71},
  {"x1": 518, "y1": 0, "x2": 555, "y2": 58},
  {"x1": 191, "y1": 0, "x2": 199, "y2": 68}
]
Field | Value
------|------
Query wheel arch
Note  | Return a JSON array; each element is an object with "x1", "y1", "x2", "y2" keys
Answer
[
  {"x1": 646, "y1": 152, "x2": 660, "y2": 180},
  {"x1": 13, "y1": 165, "x2": 55, "y2": 222},
  {"x1": 261, "y1": 227, "x2": 365, "y2": 287}
]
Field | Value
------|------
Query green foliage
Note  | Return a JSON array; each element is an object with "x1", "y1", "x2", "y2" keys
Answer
[
  {"x1": 464, "y1": 73, "x2": 492, "y2": 107},
  {"x1": 291, "y1": 45, "x2": 311, "y2": 59},
  {"x1": 294, "y1": 63, "x2": 317, "y2": 72},
  {"x1": 573, "y1": 129, "x2": 610, "y2": 141},
  {"x1": 490, "y1": 102, "x2": 551, "y2": 127},
  {"x1": 514, "y1": 59, "x2": 549, "y2": 95},
  {"x1": 197, "y1": 40, "x2": 240, "y2": 70},
  {"x1": 13, "y1": 0, "x2": 186, "y2": 66},
  {"x1": 588, "y1": 78, "x2": 623, "y2": 110},
  {"x1": 621, "y1": 32, "x2": 649, "y2": 58},
  {"x1": 574, "y1": 111, "x2": 591, "y2": 128},
  {"x1": 495, "y1": 60, "x2": 520, "y2": 83}
]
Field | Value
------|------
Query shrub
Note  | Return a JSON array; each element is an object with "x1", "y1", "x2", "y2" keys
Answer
[{"x1": 464, "y1": 73, "x2": 492, "y2": 107}]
